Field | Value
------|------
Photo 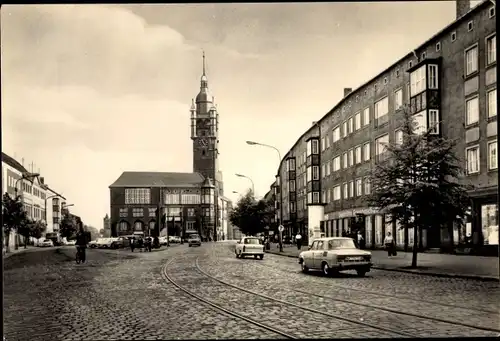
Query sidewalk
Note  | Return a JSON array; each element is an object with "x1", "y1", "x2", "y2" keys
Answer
[
  {"x1": 265, "y1": 244, "x2": 499, "y2": 281},
  {"x1": 3, "y1": 245, "x2": 54, "y2": 260}
]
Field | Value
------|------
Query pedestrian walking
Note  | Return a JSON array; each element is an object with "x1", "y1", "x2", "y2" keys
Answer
[
  {"x1": 130, "y1": 237, "x2": 135, "y2": 252},
  {"x1": 384, "y1": 232, "x2": 396, "y2": 257},
  {"x1": 357, "y1": 231, "x2": 364, "y2": 249},
  {"x1": 295, "y1": 232, "x2": 303, "y2": 250}
]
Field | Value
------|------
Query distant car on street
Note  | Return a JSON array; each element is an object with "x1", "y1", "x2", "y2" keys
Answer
[
  {"x1": 110, "y1": 236, "x2": 129, "y2": 249},
  {"x1": 188, "y1": 234, "x2": 201, "y2": 247},
  {"x1": 89, "y1": 240, "x2": 99, "y2": 248},
  {"x1": 235, "y1": 237, "x2": 264, "y2": 260},
  {"x1": 169, "y1": 236, "x2": 181, "y2": 243},
  {"x1": 298, "y1": 237, "x2": 372, "y2": 277},
  {"x1": 159, "y1": 236, "x2": 169, "y2": 246},
  {"x1": 39, "y1": 239, "x2": 54, "y2": 247},
  {"x1": 65, "y1": 240, "x2": 76, "y2": 246}
]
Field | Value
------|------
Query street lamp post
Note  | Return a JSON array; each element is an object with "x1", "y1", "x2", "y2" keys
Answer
[
  {"x1": 235, "y1": 173, "x2": 255, "y2": 195},
  {"x1": 246, "y1": 140, "x2": 283, "y2": 252}
]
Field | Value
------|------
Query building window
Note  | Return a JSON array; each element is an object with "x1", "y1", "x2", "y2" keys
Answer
[
  {"x1": 348, "y1": 117, "x2": 353, "y2": 134},
  {"x1": 451, "y1": 31, "x2": 457, "y2": 42},
  {"x1": 356, "y1": 95, "x2": 359, "y2": 102},
  {"x1": 374, "y1": 97, "x2": 389, "y2": 120},
  {"x1": 342, "y1": 121, "x2": 348, "y2": 138},
  {"x1": 363, "y1": 107, "x2": 370, "y2": 126},
  {"x1": 421, "y1": 52, "x2": 426, "y2": 60},
  {"x1": 312, "y1": 166, "x2": 319, "y2": 180},
  {"x1": 349, "y1": 181, "x2": 354, "y2": 198},
  {"x1": 343, "y1": 183, "x2": 348, "y2": 199},
  {"x1": 465, "y1": 45, "x2": 478, "y2": 76},
  {"x1": 488, "y1": 89, "x2": 497, "y2": 118},
  {"x1": 395, "y1": 130, "x2": 403, "y2": 146},
  {"x1": 363, "y1": 142, "x2": 370, "y2": 161},
  {"x1": 356, "y1": 179, "x2": 362, "y2": 196},
  {"x1": 321, "y1": 164, "x2": 326, "y2": 178},
  {"x1": 466, "y1": 97, "x2": 479, "y2": 125},
  {"x1": 333, "y1": 186, "x2": 341, "y2": 201},
  {"x1": 148, "y1": 208, "x2": 156, "y2": 217},
  {"x1": 408, "y1": 60, "x2": 413, "y2": 69},
  {"x1": 467, "y1": 21, "x2": 473, "y2": 32},
  {"x1": 312, "y1": 192, "x2": 320, "y2": 204},
  {"x1": 187, "y1": 208, "x2": 195, "y2": 217},
  {"x1": 348, "y1": 149, "x2": 354, "y2": 167},
  {"x1": 326, "y1": 135, "x2": 330, "y2": 149},
  {"x1": 326, "y1": 161, "x2": 331, "y2": 176},
  {"x1": 375, "y1": 134, "x2": 389, "y2": 156},
  {"x1": 181, "y1": 193, "x2": 201, "y2": 205},
  {"x1": 413, "y1": 110, "x2": 427, "y2": 135},
  {"x1": 383, "y1": 77, "x2": 388, "y2": 85},
  {"x1": 428, "y1": 110, "x2": 440, "y2": 134},
  {"x1": 132, "y1": 208, "x2": 144, "y2": 217},
  {"x1": 466, "y1": 146, "x2": 480, "y2": 174},
  {"x1": 436, "y1": 42, "x2": 441, "y2": 51},
  {"x1": 288, "y1": 158, "x2": 296, "y2": 171},
  {"x1": 428, "y1": 65, "x2": 438, "y2": 89},
  {"x1": 487, "y1": 35, "x2": 496, "y2": 65},
  {"x1": 490, "y1": 6, "x2": 496, "y2": 18},
  {"x1": 290, "y1": 202, "x2": 296, "y2": 213},
  {"x1": 165, "y1": 193, "x2": 180, "y2": 205},
  {"x1": 124, "y1": 188, "x2": 151, "y2": 205},
  {"x1": 355, "y1": 112, "x2": 361, "y2": 130},
  {"x1": 355, "y1": 146, "x2": 362, "y2": 164},
  {"x1": 394, "y1": 89, "x2": 403, "y2": 110},
  {"x1": 333, "y1": 126, "x2": 340, "y2": 142},
  {"x1": 321, "y1": 137, "x2": 326, "y2": 151},
  {"x1": 343, "y1": 152, "x2": 348, "y2": 169},
  {"x1": 410, "y1": 65, "x2": 426, "y2": 96},
  {"x1": 482, "y1": 204, "x2": 499, "y2": 245},
  {"x1": 333, "y1": 156, "x2": 341, "y2": 172},
  {"x1": 312, "y1": 139, "x2": 319, "y2": 154},
  {"x1": 119, "y1": 208, "x2": 128, "y2": 218},
  {"x1": 396, "y1": 69, "x2": 400, "y2": 77},
  {"x1": 488, "y1": 141, "x2": 498, "y2": 170},
  {"x1": 364, "y1": 177, "x2": 371, "y2": 195}
]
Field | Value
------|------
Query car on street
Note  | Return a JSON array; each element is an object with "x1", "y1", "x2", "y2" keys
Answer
[
  {"x1": 235, "y1": 237, "x2": 264, "y2": 260},
  {"x1": 188, "y1": 234, "x2": 201, "y2": 247},
  {"x1": 88, "y1": 239, "x2": 99, "y2": 248},
  {"x1": 169, "y1": 236, "x2": 181, "y2": 243},
  {"x1": 299, "y1": 237, "x2": 372, "y2": 277},
  {"x1": 65, "y1": 240, "x2": 76, "y2": 246},
  {"x1": 110, "y1": 236, "x2": 130, "y2": 249},
  {"x1": 159, "y1": 236, "x2": 169, "y2": 246},
  {"x1": 39, "y1": 239, "x2": 54, "y2": 247}
]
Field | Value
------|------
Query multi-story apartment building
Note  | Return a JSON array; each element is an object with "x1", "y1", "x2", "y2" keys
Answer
[
  {"x1": 1, "y1": 152, "x2": 67, "y2": 247},
  {"x1": 272, "y1": 0, "x2": 497, "y2": 255}
]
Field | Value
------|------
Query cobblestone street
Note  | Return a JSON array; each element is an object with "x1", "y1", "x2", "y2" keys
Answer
[{"x1": 3, "y1": 243, "x2": 500, "y2": 340}]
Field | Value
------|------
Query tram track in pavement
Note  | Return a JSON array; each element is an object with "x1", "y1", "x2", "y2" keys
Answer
[
  {"x1": 255, "y1": 252, "x2": 499, "y2": 315},
  {"x1": 200, "y1": 250, "x2": 500, "y2": 337},
  {"x1": 162, "y1": 254, "x2": 415, "y2": 339}
]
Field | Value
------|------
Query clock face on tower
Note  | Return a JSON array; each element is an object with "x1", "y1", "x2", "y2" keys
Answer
[{"x1": 198, "y1": 139, "x2": 208, "y2": 147}]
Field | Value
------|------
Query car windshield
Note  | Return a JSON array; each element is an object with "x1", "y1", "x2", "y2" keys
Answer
[
  {"x1": 244, "y1": 238, "x2": 262, "y2": 245},
  {"x1": 328, "y1": 239, "x2": 356, "y2": 250},
  {"x1": 190, "y1": 234, "x2": 200, "y2": 239}
]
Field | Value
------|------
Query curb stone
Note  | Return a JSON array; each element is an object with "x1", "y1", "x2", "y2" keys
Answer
[{"x1": 264, "y1": 250, "x2": 499, "y2": 282}]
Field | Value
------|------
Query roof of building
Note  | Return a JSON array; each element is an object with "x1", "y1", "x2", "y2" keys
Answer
[
  {"x1": 1, "y1": 152, "x2": 28, "y2": 174},
  {"x1": 109, "y1": 171, "x2": 205, "y2": 188},
  {"x1": 279, "y1": 0, "x2": 491, "y2": 170}
]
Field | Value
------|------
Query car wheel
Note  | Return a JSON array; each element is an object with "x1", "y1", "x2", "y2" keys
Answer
[
  {"x1": 322, "y1": 262, "x2": 331, "y2": 276},
  {"x1": 300, "y1": 260, "x2": 309, "y2": 273},
  {"x1": 356, "y1": 269, "x2": 367, "y2": 277},
  {"x1": 254, "y1": 255, "x2": 258, "y2": 259},
  {"x1": 259, "y1": 254, "x2": 264, "y2": 260}
]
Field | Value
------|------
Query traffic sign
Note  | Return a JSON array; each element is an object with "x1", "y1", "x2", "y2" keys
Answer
[{"x1": 278, "y1": 225, "x2": 284, "y2": 232}]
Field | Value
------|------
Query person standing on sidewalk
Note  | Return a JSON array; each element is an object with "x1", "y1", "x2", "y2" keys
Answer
[
  {"x1": 357, "y1": 231, "x2": 364, "y2": 249},
  {"x1": 384, "y1": 232, "x2": 396, "y2": 257},
  {"x1": 295, "y1": 232, "x2": 302, "y2": 250}
]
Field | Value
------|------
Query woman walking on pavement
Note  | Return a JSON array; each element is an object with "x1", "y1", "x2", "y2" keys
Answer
[
  {"x1": 384, "y1": 232, "x2": 396, "y2": 257},
  {"x1": 295, "y1": 232, "x2": 302, "y2": 250}
]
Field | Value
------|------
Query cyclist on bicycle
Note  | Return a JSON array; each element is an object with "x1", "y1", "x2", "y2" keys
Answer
[{"x1": 75, "y1": 226, "x2": 88, "y2": 263}]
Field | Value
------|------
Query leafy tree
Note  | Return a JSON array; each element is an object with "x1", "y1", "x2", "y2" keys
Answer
[
  {"x1": 2, "y1": 193, "x2": 28, "y2": 253},
  {"x1": 367, "y1": 105, "x2": 472, "y2": 268},
  {"x1": 229, "y1": 190, "x2": 274, "y2": 236},
  {"x1": 59, "y1": 212, "x2": 77, "y2": 240},
  {"x1": 28, "y1": 220, "x2": 47, "y2": 240}
]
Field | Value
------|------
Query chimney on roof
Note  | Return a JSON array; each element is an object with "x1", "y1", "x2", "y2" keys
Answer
[
  {"x1": 343, "y1": 88, "x2": 353, "y2": 98},
  {"x1": 39, "y1": 177, "x2": 45, "y2": 184},
  {"x1": 456, "y1": 0, "x2": 470, "y2": 19}
]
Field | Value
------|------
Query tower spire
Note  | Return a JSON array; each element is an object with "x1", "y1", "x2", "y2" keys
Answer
[{"x1": 202, "y1": 50, "x2": 206, "y2": 77}]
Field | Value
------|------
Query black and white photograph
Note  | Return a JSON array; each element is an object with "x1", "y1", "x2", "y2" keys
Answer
[{"x1": 1, "y1": 1, "x2": 499, "y2": 340}]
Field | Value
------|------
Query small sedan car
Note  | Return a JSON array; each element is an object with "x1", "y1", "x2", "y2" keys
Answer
[
  {"x1": 188, "y1": 234, "x2": 201, "y2": 247},
  {"x1": 298, "y1": 237, "x2": 372, "y2": 277},
  {"x1": 65, "y1": 240, "x2": 76, "y2": 246},
  {"x1": 235, "y1": 237, "x2": 264, "y2": 260},
  {"x1": 39, "y1": 239, "x2": 54, "y2": 247}
]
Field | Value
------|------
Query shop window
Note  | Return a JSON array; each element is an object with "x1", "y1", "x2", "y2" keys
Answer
[{"x1": 481, "y1": 204, "x2": 499, "y2": 245}]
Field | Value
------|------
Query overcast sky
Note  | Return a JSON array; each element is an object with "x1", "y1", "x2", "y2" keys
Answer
[{"x1": 1, "y1": 2, "x2": 479, "y2": 228}]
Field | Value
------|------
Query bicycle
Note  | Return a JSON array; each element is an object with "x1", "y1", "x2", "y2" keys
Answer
[{"x1": 75, "y1": 246, "x2": 86, "y2": 264}]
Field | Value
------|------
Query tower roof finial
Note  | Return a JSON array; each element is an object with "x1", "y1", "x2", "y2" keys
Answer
[{"x1": 202, "y1": 50, "x2": 206, "y2": 77}]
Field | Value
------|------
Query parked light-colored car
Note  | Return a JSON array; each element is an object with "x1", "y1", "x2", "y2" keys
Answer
[
  {"x1": 39, "y1": 239, "x2": 54, "y2": 247},
  {"x1": 235, "y1": 237, "x2": 264, "y2": 260},
  {"x1": 298, "y1": 237, "x2": 372, "y2": 277},
  {"x1": 188, "y1": 234, "x2": 201, "y2": 247},
  {"x1": 65, "y1": 240, "x2": 76, "y2": 246}
]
